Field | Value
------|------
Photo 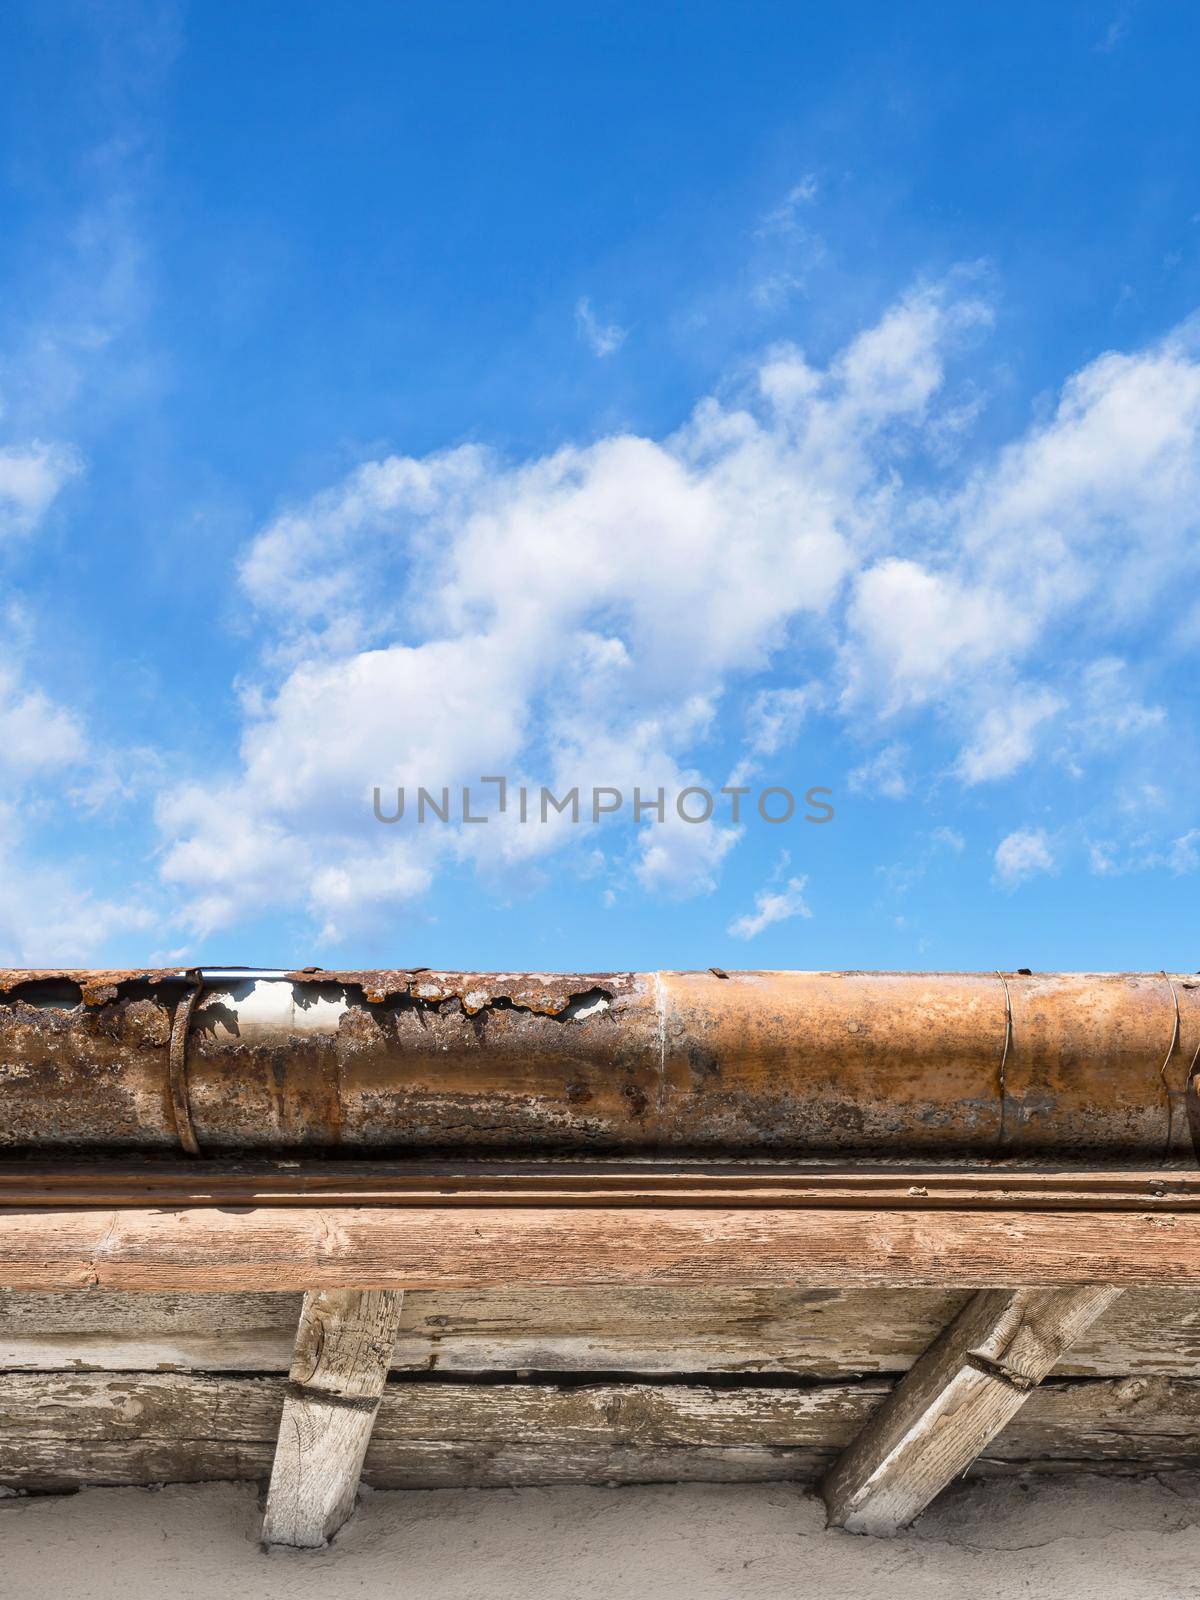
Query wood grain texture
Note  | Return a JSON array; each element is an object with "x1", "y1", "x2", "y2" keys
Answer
[
  {"x1": 4, "y1": 1286, "x2": 1200, "y2": 1376},
  {"x1": 822, "y1": 1285, "x2": 1123, "y2": 1537},
  {"x1": 2, "y1": 1371, "x2": 1199, "y2": 1493},
  {"x1": 262, "y1": 1289, "x2": 405, "y2": 1548},
  {"x1": 3, "y1": 1206, "x2": 1200, "y2": 1290},
  {"x1": 0, "y1": 1289, "x2": 304, "y2": 1371}
]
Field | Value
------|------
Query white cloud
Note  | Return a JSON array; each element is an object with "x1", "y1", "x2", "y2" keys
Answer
[
  {"x1": 0, "y1": 6, "x2": 180, "y2": 962},
  {"x1": 0, "y1": 441, "x2": 82, "y2": 539},
  {"x1": 749, "y1": 180, "x2": 828, "y2": 306},
  {"x1": 742, "y1": 685, "x2": 815, "y2": 757},
  {"x1": 1082, "y1": 819, "x2": 1200, "y2": 880},
  {"x1": 728, "y1": 870, "x2": 811, "y2": 939},
  {"x1": 636, "y1": 812, "x2": 742, "y2": 899},
  {"x1": 849, "y1": 741, "x2": 910, "y2": 800},
  {"x1": 841, "y1": 323, "x2": 1200, "y2": 760},
  {"x1": 1071, "y1": 656, "x2": 1165, "y2": 744},
  {"x1": 955, "y1": 687, "x2": 1064, "y2": 784},
  {"x1": 756, "y1": 177, "x2": 819, "y2": 236},
  {"x1": 1167, "y1": 830, "x2": 1200, "y2": 875},
  {"x1": 728, "y1": 683, "x2": 818, "y2": 786},
  {"x1": 153, "y1": 282, "x2": 1200, "y2": 941},
  {"x1": 0, "y1": 793, "x2": 155, "y2": 965},
  {"x1": 165, "y1": 292, "x2": 951, "y2": 935},
  {"x1": 1095, "y1": 12, "x2": 1130, "y2": 52},
  {"x1": 0, "y1": 664, "x2": 88, "y2": 776},
  {"x1": 750, "y1": 270, "x2": 812, "y2": 311},
  {"x1": 958, "y1": 336, "x2": 1200, "y2": 618},
  {"x1": 932, "y1": 825, "x2": 965, "y2": 853},
  {"x1": 878, "y1": 823, "x2": 964, "y2": 899},
  {"x1": 1088, "y1": 840, "x2": 1119, "y2": 876},
  {"x1": 0, "y1": 634, "x2": 156, "y2": 959},
  {"x1": 843, "y1": 559, "x2": 1025, "y2": 714},
  {"x1": 993, "y1": 827, "x2": 1056, "y2": 887},
  {"x1": 0, "y1": 436, "x2": 154, "y2": 954},
  {"x1": 575, "y1": 297, "x2": 627, "y2": 358}
]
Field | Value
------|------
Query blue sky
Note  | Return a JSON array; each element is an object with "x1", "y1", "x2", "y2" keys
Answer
[{"x1": 2, "y1": 0, "x2": 1199, "y2": 972}]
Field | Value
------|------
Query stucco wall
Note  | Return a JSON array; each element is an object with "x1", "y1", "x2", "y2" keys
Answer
[{"x1": 4, "y1": 1474, "x2": 1200, "y2": 1599}]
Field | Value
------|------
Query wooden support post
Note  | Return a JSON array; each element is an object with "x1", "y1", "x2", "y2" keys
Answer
[
  {"x1": 262, "y1": 1288, "x2": 405, "y2": 1548},
  {"x1": 821, "y1": 1283, "x2": 1122, "y2": 1537}
]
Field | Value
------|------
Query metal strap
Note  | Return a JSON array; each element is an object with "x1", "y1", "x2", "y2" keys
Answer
[
  {"x1": 169, "y1": 979, "x2": 204, "y2": 1157},
  {"x1": 1180, "y1": 976, "x2": 1200, "y2": 1168},
  {"x1": 996, "y1": 972, "x2": 1013, "y2": 1153},
  {"x1": 1160, "y1": 971, "x2": 1187, "y2": 1161}
]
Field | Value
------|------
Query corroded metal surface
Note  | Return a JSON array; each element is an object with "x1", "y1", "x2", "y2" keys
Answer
[
  {"x1": 0, "y1": 971, "x2": 1196, "y2": 1159},
  {"x1": 0, "y1": 970, "x2": 185, "y2": 1006}
]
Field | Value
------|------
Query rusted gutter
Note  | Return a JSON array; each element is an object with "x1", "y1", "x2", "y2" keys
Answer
[{"x1": 0, "y1": 970, "x2": 1196, "y2": 1160}]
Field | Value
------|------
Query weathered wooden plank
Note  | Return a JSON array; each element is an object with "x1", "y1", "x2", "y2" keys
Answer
[
  {"x1": 3, "y1": 1206, "x2": 1200, "y2": 1290},
  {"x1": 2, "y1": 1372, "x2": 1200, "y2": 1493},
  {"x1": 822, "y1": 1285, "x2": 1122, "y2": 1536},
  {"x1": 262, "y1": 1290, "x2": 405, "y2": 1548},
  {"x1": 4, "y1": 1286, "x2": 1198, "y2": 1376},
  {"x1": 0, "y1": 1289, "x2": 302, "y2": 1371}
]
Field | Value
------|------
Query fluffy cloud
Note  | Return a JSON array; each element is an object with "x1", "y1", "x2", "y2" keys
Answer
[
  {"x1": 0, "y1": 795, "x2": 155, "y2": 964},
  {"x1": 756, "y1": 177, "x2": 819, "y2": 235},
  {"x1": 728, "y1": 869, "x2": 812, "y2": 939},
  {"x1": 575, "y1": 297, "x2": 627, "y2": 358},
  {"x1": 0, "y1": 451, "x2": 152, "y2": 959},
  {"x1": 154, "y1": 284, "x2": 1200, "y2": 943},
  {"x1": 994, "y1": 827, "x2": 1056, "y2": 887},
  {"x1": 840, "y1": 323, "x2": 1200, "y2": 782},
  {"x1": 0, "y1": 643, "x2": 157, "y2": 961},
  {"x1": 0, "y1": 665, "x2": 87, "y2": 777},
  {"x1": 1167, "y1": 830, "x2": 1200, "y2": 874},
  {"x1": 0, "y1": 637, "x2": 155, "y2": 963},
  {"x1": 1070, "y1": 657, "x2": 1165, "y2": 745},
  {"x1": 742, "y1": 685, "x2": 816, "y2": 757},
  {"x1": 0, "y1": 441, "x2": 81, "y2": 540},
  {"x1": 848, "y1": 741, "x2": 910, "y2": 800},
  {"x1": 954, "y1": 687, "x2": 1064, "y2": 785}
]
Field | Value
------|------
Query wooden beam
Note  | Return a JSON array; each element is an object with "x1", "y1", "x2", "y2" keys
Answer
[
  {"x1": 1, "y1": 1207, "x2": 1198, "y2": 1291},
  {"x1": 6, "y1": 1285, "x2": 1200, "y2": 1377},
  {"x1": 822, "y1": 1284, "x2": 1122, "y2": 1536},
  {"x1": 3, "y1": 1369, "x2": 1199, "y2": 1494},
  {"x1": 262, "y1": 1289, "x2": 405, "y2": 1548}
]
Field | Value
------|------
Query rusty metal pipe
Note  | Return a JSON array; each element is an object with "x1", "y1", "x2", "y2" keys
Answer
[{"x1": 0, "y1": 970, "x2": 1197, "y2": 1160}]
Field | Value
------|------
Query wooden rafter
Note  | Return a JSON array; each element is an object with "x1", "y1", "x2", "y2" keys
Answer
[
  {"x1": 821, "y1": 1284, "x2": 1123, "y2": 1536},
  {"x1": 262, "y1": 1289, "x2": 405, "y2": 1548}
]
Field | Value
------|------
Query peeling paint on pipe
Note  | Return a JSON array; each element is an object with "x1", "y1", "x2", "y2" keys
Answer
[{"x1": 0, "y1": 970, "x2": 1196, "y2": 1160}]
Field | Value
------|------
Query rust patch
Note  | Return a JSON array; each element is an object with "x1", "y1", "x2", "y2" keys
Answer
[
  {"x1": 0, "y1": 971, "x2": 190, "y2": 1007},
  {"x1": 292, "y1": 970, "x2": 636, "y2": 1015}
]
